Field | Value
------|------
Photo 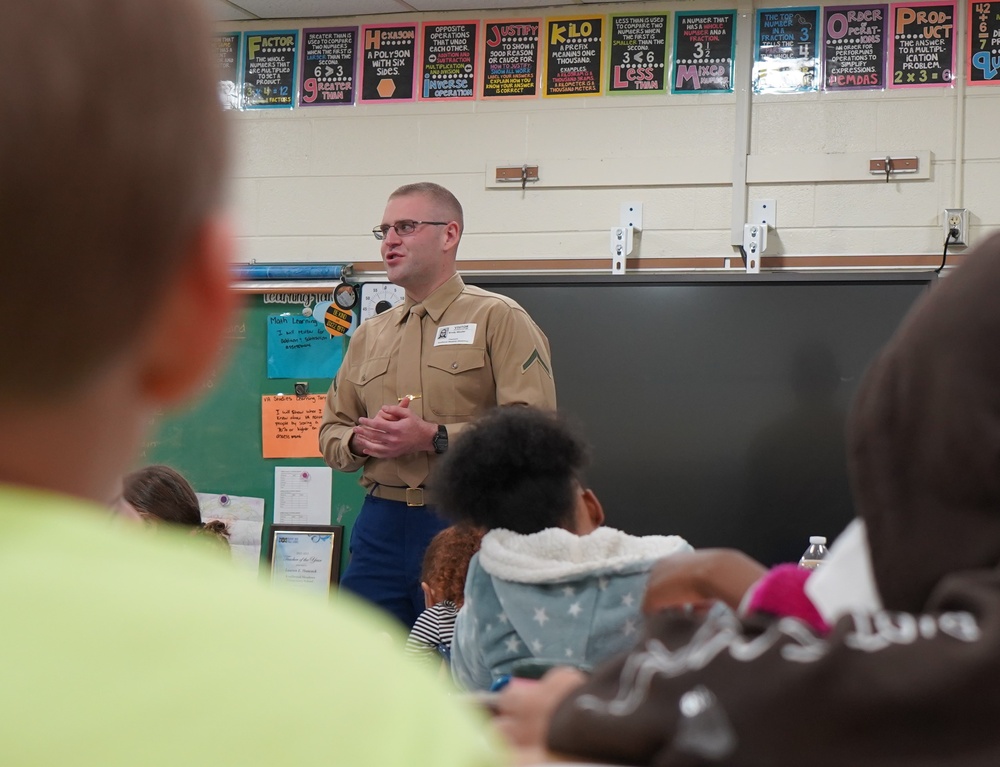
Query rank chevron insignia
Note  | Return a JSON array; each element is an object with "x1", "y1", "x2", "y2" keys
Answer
[{"x1": 521, "y1": 348, "x2": 551, "y2": 375}]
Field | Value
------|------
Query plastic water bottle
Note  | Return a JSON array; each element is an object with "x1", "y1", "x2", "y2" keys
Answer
[{"x1": 798, "y1": 536, "x2": 828, "y2": 570}]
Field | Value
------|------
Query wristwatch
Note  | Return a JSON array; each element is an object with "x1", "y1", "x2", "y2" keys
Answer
[{"x1": 432, "y1": 424, "x2": 449, "y2": 454}]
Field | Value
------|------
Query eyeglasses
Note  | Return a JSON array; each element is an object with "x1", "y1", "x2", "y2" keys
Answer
[{"x1": 372, "y1": 220, "x2": 448, "y2": 240}]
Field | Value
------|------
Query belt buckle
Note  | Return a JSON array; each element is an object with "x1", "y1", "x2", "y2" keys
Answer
[{"x1": 405, "y1": 487, "x2": 425, "y2": 507}]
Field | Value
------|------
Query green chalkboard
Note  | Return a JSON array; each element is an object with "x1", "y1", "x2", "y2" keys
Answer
[{"x1": 143, "y1": 294, "x2": 366, "y2": 570}]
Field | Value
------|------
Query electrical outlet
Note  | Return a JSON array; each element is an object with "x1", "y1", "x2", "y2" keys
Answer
[{"x1": 945, "y1": 208, "x2": 969, "y2": 246}]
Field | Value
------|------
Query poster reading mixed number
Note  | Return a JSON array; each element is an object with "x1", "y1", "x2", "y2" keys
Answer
[
  {"x1": 608, "y1": 14, "x2": 668, "y2": 93},
  {"x1": 482, "y1": 19, "x2": 540, "y2": 98},
  {"x1": 215, "y1": 33, "x2": 241, "y2": 110},
  {"x1": 969, "y1": 1, "x2": 1000, "y2": 83},
  {"x1": 823, "y1": 5, "x2": 888, "y2": 89},
  {"x1": 545, "y1": 16, "x2": 604, "y2": 96},
  {"x1": 420, "y1": 21, "x2": 478, "y2": 100},
  {"x1": 890, "y1": 2, "x2": 955, "y2": 86},
  {"x1": 753, "y1": 7, "x2": 820, "y2": 93},
  {"x1": 242, "y1": 31, "x2": 297, "y2": 109},
  {"x1": 360, "y1": 24, "x2": 418, "y2": 102},
  {"x1": 299, "y1": 27, "x2": 357, "y2": 106},
  {"x1": 672, "y1": 12, "x2": 737, "y2": 93}
]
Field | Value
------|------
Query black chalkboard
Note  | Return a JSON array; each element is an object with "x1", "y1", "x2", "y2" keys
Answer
[
  {"x1": 890, "y1": 2, "x2": 956, "y2": 86},
  {"x1": 242, "y1": 30, "x2": 297, "y2": 108},
  {"x1": 545, "y1": 16, "x2": 604, "y2": 96}
]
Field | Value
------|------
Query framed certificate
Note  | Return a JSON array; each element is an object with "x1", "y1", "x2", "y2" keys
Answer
[{"x1": 267, "y1": 524, "x2": 344, "y2": 595}]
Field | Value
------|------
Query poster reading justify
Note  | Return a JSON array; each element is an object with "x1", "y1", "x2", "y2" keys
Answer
[{"x1": 482, "y1": 19, "x2": 540, "y2": 98}]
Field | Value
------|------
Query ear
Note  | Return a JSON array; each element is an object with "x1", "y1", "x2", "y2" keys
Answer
[
  {"x1": 577, "y1": 488, "x2": 605, "y2": 534},
  {"x1": 138, "y1": 215, "x2": 237, "y2": 406},
  {"x1": 421, "y1": 581, "x2": 435, "y2": 609},
  {"x1": 441, "y1": 220, "x2": 462, "y2": 253}
]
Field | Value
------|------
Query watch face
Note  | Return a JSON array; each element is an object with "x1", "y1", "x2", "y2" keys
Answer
[
  {"x1": 359, "y1": 282, "x2": 406, "y2": 322},
  {"x1": 334, "y1": 282, "x2": 358, "y2": 310}
]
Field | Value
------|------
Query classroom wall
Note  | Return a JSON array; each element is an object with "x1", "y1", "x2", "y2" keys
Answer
[{"x1": 222, "y1": 0, "x2": 1000, "y2": 273}]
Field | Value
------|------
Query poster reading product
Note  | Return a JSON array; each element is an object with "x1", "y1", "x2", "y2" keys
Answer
[
  {"x1": 420, "y1": 21, "x2": 478, "y2": 99},
  {"x1": 215, "y1": 33, "x2": 241, "y2": 110},
  {"x1": 753, "y1": 7, "x2": 820, "y2": 93},
  {"x1": 890, "y1": 2, "x2": 956, "y2": 86},
  {"x1": 242, "y1": 31, "x2": 298, "y2": 109},
  {"x1": 608, "y1": 14, "x2": 668, "y2": 93},
  {"x1": 672, "y1": 12, "x2": 737, "y2": 93},
  {"x1": 823, "y1": 5, "x2": 888, "y2": 89},
  {"x1": 360, "y1": 23, "x2": 418, "y2": 102},
  {"x1": 969, "y1": 1, "x2": 1000, "y2": 83},
  {"x1": 299, "y1": 27, "x2": 357, "y2": 106},
  {"x1": 545, "y1": 16, "x2": 605, "y2": 96},
  {"x1": 482, "y1": 20, "x2": 541, "y2": 98}
]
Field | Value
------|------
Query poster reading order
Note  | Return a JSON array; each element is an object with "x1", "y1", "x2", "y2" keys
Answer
[
  {"x1": 242, "y1": 31, "x2": 297, "y2": 108},
  {"x1": 753, "y1": 7, "x2": 820, "y2": 93},
  {"x1": 608, "y1": 14, "x2": 668, "y2": 93},
  {"x1": 361, "y1": 23, "x2": 418, "y2": 102},
  {"x1": 823, "y1": 5, "x2": 888, "y2": 89},
  {"x1": 890, "y1": 2, "x2": 956, "y2": 86},
  {"x1": 420, "y1": 21, "x2": 478, "y2": 99},
  {"x1": 215, "y1": 33, "x2": 241, "y2": 110},
  {"x1": 969, "y1": 1, "x2": 1000, "y2": 83},
  {"x1": 673, "y1": 12, "x2": 737, "y2": 93},
  {"x1": 545, "y1": 16, "x2": 604, "y2": 96},
  {"x1": 482, "y1": 19, "x2": 540, "y2": 98},
  {"x1": 300, "y1": 27, "x2": 357, "y2": 106}
]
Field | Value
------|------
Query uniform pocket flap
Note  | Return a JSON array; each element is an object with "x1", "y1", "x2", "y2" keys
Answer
[
  {"x1": 426, "y1": 347, "x2": 485, "y2": 376},
  {"x1": 348, "y1": 355, "x2": 390, "y2": 385}
]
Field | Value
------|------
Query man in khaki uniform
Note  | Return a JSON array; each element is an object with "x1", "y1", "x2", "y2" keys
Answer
[{"x1": 320, "y1": 182, "x2": 556, "y2": 628}]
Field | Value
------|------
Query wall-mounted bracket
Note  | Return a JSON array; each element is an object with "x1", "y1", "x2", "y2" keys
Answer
[
  {"x1": 742, "y1": 224, "x2": 766, "y2": 273},
  {"x1": 610, "y1": 226, "x2": 632, "y2": 275},
  {"x1": 495, "y1": 164, "x2": 539, "y2": 190},
  {"x1": 869, "y1": 156, "x2": 919, "y2": 182}
]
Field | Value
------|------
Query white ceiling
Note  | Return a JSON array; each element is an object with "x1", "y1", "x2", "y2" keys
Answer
[{"x1": 204, "y1": 0, "x2": 653, "y2": 21}]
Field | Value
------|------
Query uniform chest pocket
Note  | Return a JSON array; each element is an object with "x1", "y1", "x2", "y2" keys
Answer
[
  {"x1": 346, "y1": 356, "x2": 391, "y2": 408},
  {"x1": 426, "y1": 347, "x2": 488, "y2": 418}
]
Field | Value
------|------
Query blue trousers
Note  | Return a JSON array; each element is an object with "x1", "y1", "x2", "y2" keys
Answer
[{"x1": 340, "y1": 494, "x2": 448, "y2": 630}]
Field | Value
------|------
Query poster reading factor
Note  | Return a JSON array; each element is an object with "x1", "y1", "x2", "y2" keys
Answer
[
  {"x1": 890, "y1": 2, "x2": 955, "y2": 86},
  {"x1": 361, "y1": 24, "x2": 417, "y2": 102},
  {"x1": 242, "y1": 31, "x2": 297, "y2": 109},
  {"x1": 420, "y1": 22, "x2": 478, "y2": 99},
  {"x1": 969, "y1": 1, "x2": 1000, "y2": 83},
  {"x1": 823, "y1": 5, "x2": 888, "y2": 89},
  {"x1": 300, "y1": 27, "x2": 357, "y2": 106},
  {"x1": 673, "y1": 12, "x2": 737, "y2": 93},
  {"x1": 215, "y1": 33, "x2": 241, "y2": 110},
  {"x1": 545, "y1": 16, "x2": 604, "y2": 96},
  {"x1": 753, "y1": 7, "x2": 821, "y2": 93},
  {"x1": 608, "y1": 14, "x2": 668, "y2": 93},
  {"x1": 482, "y1": 19, "x2": 540, "y2": 98}
]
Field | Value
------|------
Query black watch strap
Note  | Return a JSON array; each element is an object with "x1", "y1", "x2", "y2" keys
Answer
[{"x1": 432, "y1": 424, "x2": 449, "y2": 454}]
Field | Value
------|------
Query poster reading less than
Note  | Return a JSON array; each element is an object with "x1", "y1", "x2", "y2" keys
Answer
[
  {"x1": 672, "y1": 12, "x2": 737, "y2": 93},
  {"x1": 420, "y1": 21, "x2": 478, "y2": 100},
  {"x1": 608, "y1": 14, "x2": 668, "y2": 93},
  {"x1": 300, "y1": 27, "x2": 357, "y2": 106},
  {"x1": 482, "y1": 19, "x2": 540, "y2": 98},
  {"x1": 215, "y1": 33, "x2": 241, "y2": 110},
  {"x1": 242, "y1": 31, "x2": 297, "y2": 109},
  {"x1": 753, "y1": 7, "x2": 820, "y2": 93},
  {"x1": 969, "y1": 1, "x2": 1000, "y2": 83},
  {"x1": 823, "y1": 5, "x2": 888, "y2": 89},
  {"x1": 890, "y1": 2, "x2": 955, "y2": 86},
  {"x1": 545, "y1": 16, "x2": 604, "y2": 96},
  {"x1": 360, "y1": 24, "x2": 418, "y2": 102}
]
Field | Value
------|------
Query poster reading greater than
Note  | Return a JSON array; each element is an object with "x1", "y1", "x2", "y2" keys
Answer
[
  {"x1": 360, "y1": 23, "x2": 418, "y2": 102},
  {"x1": 608, "y1": 14, "x2": 668, "y2": 93},
  {"x1": 969, "y1": 0, "x2": 1000, "y2": 83},
  {"x1": 890, "y1": 2, "x2": 956, "y2": 86},
  {"x1": 823, "y1": 5, "x2": 888, "y2": 89},
  {"x1": 545, "y1": 16, "x2": 604, "y2": 96},
  {"x1": 672, "y1": 12, "x2": 737, "y2": 93},
  {"x1": 482, "y1": 19, "x2": 541, "y2": 98},
  {"x1": 300, "y1": 27, "x2": 357, "y2": 106},
  {"x1": 753, "y1": 7, "x2": 820, "y2": 93},
  {"x1": 215, "y1": 33, "x2": 241, "y2": 110},
  {"x1": 420, "y1": 21, "x2": 478, "y2": 99},
  {"x1": 242, "y1": 31, "x2": 297, "y2": 109}
]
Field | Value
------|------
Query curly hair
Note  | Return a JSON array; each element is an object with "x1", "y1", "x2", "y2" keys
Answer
[
  {"x1": 421, "y1": 525, "x2": 484, "y2": 607},
  {"x1": 431, "y1": 406, "x2": 590, "y2": 534}
]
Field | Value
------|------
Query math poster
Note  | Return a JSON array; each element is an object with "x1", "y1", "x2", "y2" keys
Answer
[
  {"x1": 360, "y1": 23, "x2": 418, "y2": 102},
  {"x1": 545, "y1": 16, "x2": 604, "y2": 96},
  {"x1": 420, "y1": 21, "x2": 478, "y2": 100},
  {"x1": 266, "y1": 314, "x2": 344, "y2": 380},
  {"x1": 889, "y1": 2, "x2": 956, "y2": 86},
  {"x1": 672, "y1": 12, "x2": 737, "y2": 93},
  {"x1": 215, "y1": 33, "x2": 241, "y2": 110},
  {"x1": 823, "y1": 5, "x2": 888, "y2": 89},
  {"x1": 753, "y1": 7, "x2": 820, "y2": 93},
  {"x1": 242, "y1": 30, "x2": 297, "y2": 109},
  {"x1": 607, "y1": 14, "x2": 668, "y2": 93},
  {"x1": 969, "y1": 0, "x2": 1000, "y2": 83},
  {"x1": 299, "y1": 27, "x2": 357, "y2": 106},
  {"x1": 482, "y1": 19, "x2": 540, "y2": 98}
]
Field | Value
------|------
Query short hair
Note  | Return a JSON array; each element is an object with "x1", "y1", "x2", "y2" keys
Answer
[
  {"x1": 433, "y1": 407, "x2": 590, "y2": 534},
  {"x1": 0, "y1": 0, "x2": 227, "y2": 399},
  {"x1": 389, "y1": 182, "x2": 464, "y2": 234},
  {"x1": 421, "y1": 525, "x2": 484, "y2": 607}
]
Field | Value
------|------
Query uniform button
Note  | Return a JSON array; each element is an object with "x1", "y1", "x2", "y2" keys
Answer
[
  {"x1": 451, "y1": 362, "x2": 458, "y2": 369},
  {"x1": 361, "y1": 374, "x2": 366, "y2": 381}
]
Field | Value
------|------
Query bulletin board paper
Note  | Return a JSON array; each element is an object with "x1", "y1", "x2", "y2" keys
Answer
[
  {"x1": 266, "y1": 313, "x2": 344, "y2": 379},
  {"x1": 262, "y1": 394, "x2": 325, "y2": 459}
]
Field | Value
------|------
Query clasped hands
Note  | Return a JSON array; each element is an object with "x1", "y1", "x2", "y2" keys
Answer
[{"x1": 352, "y1": 397, "x2": 437, "y2": 459}]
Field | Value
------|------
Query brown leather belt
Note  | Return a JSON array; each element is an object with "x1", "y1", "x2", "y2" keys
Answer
[{"x1": 370, "y1": 485, "x2": 432, "y2": 507}]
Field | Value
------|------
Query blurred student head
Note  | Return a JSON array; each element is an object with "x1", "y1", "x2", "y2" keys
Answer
[{"x1": 123, "y1": 465, "x2": 231, "y2": 549}]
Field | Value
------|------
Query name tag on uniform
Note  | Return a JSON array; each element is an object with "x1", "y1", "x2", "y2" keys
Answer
[{"x1": 433, "y1": 323, "x2": 477, "y2": 346}]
